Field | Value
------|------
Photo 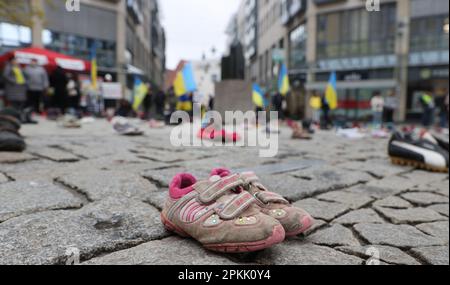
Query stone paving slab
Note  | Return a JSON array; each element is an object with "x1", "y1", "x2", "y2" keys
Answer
[
  {"x1": 308, "y1": 224, "x2": 360, "y2": 247},
  {"x1": 373, "y1": 196, "x2": 413, "y2": 209},
  {"x1": 332, "y1": 209, "x2": 385, "y2": 225},
  {"x1": 83, "y1": 237, "x2": 238, "y2": 265},
  {"x1": 0, "y1": 198, "x2": 167, "y2": 265},
  {"x1": 0, "y1": 173, "x2": 8, "y2": 184},
  {"x1": 354, "y1": 223, "x2": 443, "y2": 248},
  {"x1": 144, "y1": 190, "x2": 168, "y2": 211},
  {"x1": 335, "y1": 159, "x2": 412, "y2": 178},
  {"x1": 260, "y1": 166, "x2": 372, "y2": 202},
  {"x1": 56, "y1": 170, "x2": 159, "y2": 202},
  {"x1": 0, "y1": 152, "x2": 37, "y2": 164},
  {"x1": 293, "y1": 199, "x2": 350, "y2": 222},
  {"x1": 29, "y1": 146, "x2": 80, "y2": 162},
  {"x1": 401, "y1": 171, "x2": 448, "y2": 187},
  {"x1": 255, "y1": 242, "x2": 364, "y2": 265},
  {"x1": 416, "y1": 222, "x2": 449, "y2": 243},
  {"x1": 427, "y1": 204, "x2": 449, "y2": 217},
  {"x1": 0, "y1": 181, "x2": 83, "y2": 222},
  {"x1": 336, "y1": 245, "x2": 421, "y2": 265},
  {"x1": 316, "y1": 191, "x2": 374, "y2": 210},
  {"x1": 410, "y1": 246, "x2": 449, "y2": 265},
  {"x1": 362, "y1": 176, "x2": 419, "y2": 198},
  {"x1": 401, "y1": 192, "x2": 449, "y2": 206},
  {"x1": 374, "y1": 207, "x2": 446, "y2": 225}
]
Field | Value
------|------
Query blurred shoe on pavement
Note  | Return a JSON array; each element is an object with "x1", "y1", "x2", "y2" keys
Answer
[
  {"x1": 389, "y1": 131, "x2": 448, "y2": 173},
  {"x1": 112, "y1": 116, "x2": 144, "y2": 136}
]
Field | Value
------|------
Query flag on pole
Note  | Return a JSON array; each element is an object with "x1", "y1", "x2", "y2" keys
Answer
[
  {"x1": 132, "y1": 76, "x2": 148, "y2": 111},
  {"x1": 176, "y1": 94, "x2": 193, "y2": 111},
  {"x1": 174, "y1": 62, "x2": 197, "y2": 96},
  {"x1": 278, "y1": 63, "x2": 290, "y2": 96},
  {"x1": 325, "y1": 72, "x2": 338, "y2": 110},
  {"x1": 252, "y1": 83, "x2": 265, "y2": 108},
  {"x1": 90, "y1": 42, "x2": 98, "y2": 90}
]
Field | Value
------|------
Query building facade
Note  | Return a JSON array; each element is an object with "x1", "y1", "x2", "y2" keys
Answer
[
  {"x1": 225, "y1": 0, "x2": 449, "y2": 121},
  {"x1": 192, "y1": 58, "x2": 221, "y2": 105},
  {"x1": 0, "y1": 0, "x2": 166, "y2": 91}
]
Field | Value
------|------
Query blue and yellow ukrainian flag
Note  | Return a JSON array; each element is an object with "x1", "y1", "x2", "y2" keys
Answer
[
  {"x1": 252, "y1": 83, "x2": 265, "y2": 108},
  {"x1": 176, "y1": 94, "x2": 193, "y2": 111},
  {"x1": 278, "y1": 64, "x2": 290, "y2": 96},
  {"x1": 325, "y1": 72, "x2": 338, "y2": 110},
  {"x1": 174, "y1": 63, "x2": 197, "y2": 97},
  {"x1": 132, "y1": 76, "x2": 148, "y2": 111},
  {"x1": 90, "y1": 42, "x2": 98, "y2": 90}
]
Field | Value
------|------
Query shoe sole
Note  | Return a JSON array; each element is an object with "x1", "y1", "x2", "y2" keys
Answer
[
  {"x1": 161, "y1": 213, "x2": 285, "y2": 253},
  {"x1": 285, "y1": 215, "x2": 315, "y2": 237},
  {"x1": 390, "y1": 156, "x2": 449, "y2": 173}
]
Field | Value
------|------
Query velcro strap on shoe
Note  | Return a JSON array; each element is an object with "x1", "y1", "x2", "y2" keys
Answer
[
  {"x1": 217, "y1": 192, "x2": 256, "y2": 220},
  {"x1": 241, "y1": 172, "x2": 289, "y2": 204},
  {"x1": 254, "y1": 191, "x2": 289, "y2": 205},
  {"x1": 198, "y1": 174, "x2": 245, "y2": 204},
  {"x1": 241, "y1": 171, "x2": 259, "y2": 184}
]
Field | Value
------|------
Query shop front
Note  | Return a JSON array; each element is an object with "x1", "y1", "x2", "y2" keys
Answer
[
  {"x1": 407, "y1": 66, "x2": 449, "y2": 120},
  {"x1": 308, "y1": 69, "x2": 397, "y2": 122}
]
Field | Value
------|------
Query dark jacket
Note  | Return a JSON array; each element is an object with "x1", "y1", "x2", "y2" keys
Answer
[{"x1": 50, "y1": 67, "x2": 68, "y2": 107}]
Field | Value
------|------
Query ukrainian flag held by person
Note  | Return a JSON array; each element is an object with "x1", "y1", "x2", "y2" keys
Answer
[
  {"x1": 325, "y1": 72, "x2": 338, "y2": 110},
  {"x1": 176, "y1": 94, "x2": 193, "y2": 111},
  {"x1": 174, "y1": 62, "x2": 197, "y2": 97},
  {"x1": 90, "y1": 42, "x2": 98, "y2": 90},
  {"x1": 252, "y1": 83, "x2": 265, "y2": 108},
  {"x1": 278, "y1": 64, "x2": 290, "y2": 96},
  {"x1": 132, "y1": 76, "x2": 148, "y2": 111}
]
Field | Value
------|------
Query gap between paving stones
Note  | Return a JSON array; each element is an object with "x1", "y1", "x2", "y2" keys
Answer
[
  {"x1": 54, "y1": 178, "x2": 94, "y2": 203},
  {"x1": 141, "y1": 174, "x2": 174, "y2": 189},
  {"x1": 0, "y1": 171, "x2": 15, "y2": 182},
  {"x1": 50, "y1": 145, "x2": 89, "y2": 160}
]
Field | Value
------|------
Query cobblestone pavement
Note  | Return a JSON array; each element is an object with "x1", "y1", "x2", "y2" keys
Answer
[{"x1": 0, "y1": 119, "x2": 448, "y2": 265}]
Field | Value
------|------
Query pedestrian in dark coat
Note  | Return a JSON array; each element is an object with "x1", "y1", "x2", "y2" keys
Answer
[{"x1": 50, "y1": 66, "x2": 69, "y2": 114}]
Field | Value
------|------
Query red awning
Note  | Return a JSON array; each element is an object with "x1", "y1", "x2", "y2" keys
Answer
[{"x1": 0, "y1": 47, "x2": 91, "y2": 72}]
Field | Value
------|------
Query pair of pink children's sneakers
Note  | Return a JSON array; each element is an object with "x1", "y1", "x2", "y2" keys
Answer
[{"x1": 161, "y1": 168, "x2": 314, "y2": 253}]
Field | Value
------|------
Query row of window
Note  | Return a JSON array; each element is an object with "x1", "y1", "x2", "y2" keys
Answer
[
  {"x1": 316, "y1": 4, "x2": 397, "y2": 59},
  {"x1": 0, "y1": 23, "x2": 116, "y2": 68}
]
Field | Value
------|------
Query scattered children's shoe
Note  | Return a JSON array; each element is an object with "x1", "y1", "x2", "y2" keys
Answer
[
  {"x1": 0, "y1": 128, "x2": 26, "y2": 152},
  {"x1": 59, "y1": 114, "x2": 81, "y2": 129},
  {"x1": 198, "y1": 127, "x2": 240, "y2": 143},
  {"x1": 211, "y1": 169, "x2": 315, "y2": 237},
  {"x1": 420, "y1": 130, "x2": 449, "y2": 151},
  {"x1": 0, "y1": 114, "x2": 26, "y2": 152},
  {"x1": 292, "y1": 129, "x2": 312, "y2": 140},
  {"x1": 149, "y1": 119, "x2": 165, "y2": 129},
  {"x1": 288, "y1": 120, "x2": 312, "y2": 140},
  {"x1": 389, "y1": 131, "x2": 449, "y2": 173},
  {"x1": 161, "y1": 173, "x2": 285, "y2": 253},
  {"x1": 0, "y1": 115, "x2": 21, "y2": 131},
  {"x1": 112, "y1": 116, "x2": 144, "y2": 136}
]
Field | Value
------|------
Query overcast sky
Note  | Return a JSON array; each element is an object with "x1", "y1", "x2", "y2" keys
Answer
[{"x1": 160, "y1": 0, "x2": 241, "y2": 70}]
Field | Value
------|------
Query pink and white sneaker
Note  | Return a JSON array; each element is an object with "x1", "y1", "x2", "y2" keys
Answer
[
  {"x1": 161, "y1": 173, "x2": 285, "y2": 253},
  {"x1": 211, "y1": 169, "x2": 315, "y2": 237}
]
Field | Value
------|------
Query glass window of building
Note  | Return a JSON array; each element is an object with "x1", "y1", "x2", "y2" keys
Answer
[
  {"x1": 42, "y1": 30, "x2": 116, "y2": 68},
  {"x1": 317, "y1": 3, "x2": 396, "y2": 59},
  {"x1": 289, "y1": 23, "x2": 307, "y2": 70},
  {"x1": 0, "y1": 23, "x2": 31, "y2": 53},
  {"x1": 410, "y1": 15, "x2": 449, "y2": 52}
]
